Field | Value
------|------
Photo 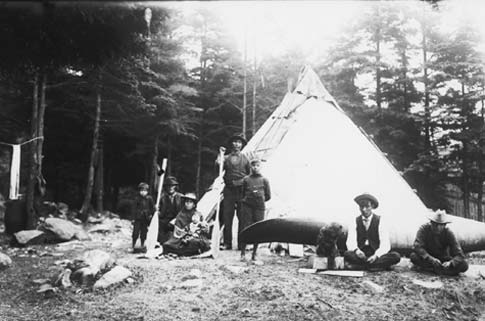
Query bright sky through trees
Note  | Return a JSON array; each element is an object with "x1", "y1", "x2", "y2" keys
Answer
[{"x1": 157, "y1": 0, "x2": 485, "y2": 65}]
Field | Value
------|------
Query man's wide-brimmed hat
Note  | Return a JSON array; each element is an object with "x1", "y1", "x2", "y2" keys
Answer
[
  {"x1": 428, "y1": 209, "x2": 452, "y2": 224},
  {"x1": 164, "y1": 176, "x2": 179, "y2": 186},
  {"x1": 354, "y1": 193, "x2": 379, "y2": 209},
  {"x1": 181, "y1": 192, "x2": 198, "y2": 202},
  {"x1": 227, "y1": 133, "x2": 247, "y2": 146}
]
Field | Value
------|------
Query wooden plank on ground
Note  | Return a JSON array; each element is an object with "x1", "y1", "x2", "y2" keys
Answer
[{"x1": 318, "y1": 270, "x2": 364, "y2": 277}]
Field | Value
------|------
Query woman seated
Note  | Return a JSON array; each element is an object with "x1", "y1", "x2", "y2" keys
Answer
[{"x1": 162, "y1": 193, "x2": 211, "y2": 256}]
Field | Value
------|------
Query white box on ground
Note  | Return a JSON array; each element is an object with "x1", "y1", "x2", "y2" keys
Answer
[
  {"x1": 313, "y1": 256, "x2": 328, "y2": 270},
  {"x1": 289, "y1": 243, "x2": 304, "y2": 257}
]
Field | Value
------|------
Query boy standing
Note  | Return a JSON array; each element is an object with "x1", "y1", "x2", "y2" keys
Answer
[
  {"x1": 132, "y1": 182, "x2": 155, "y2": 252},
  {"x1": 239, "y1": 158, "x2": 271, "y2": 261}
]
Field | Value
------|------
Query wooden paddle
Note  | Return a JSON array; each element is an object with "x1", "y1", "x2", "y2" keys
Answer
[
  {"x1": 145, "y1": 158, "x2": 167, "y2": 256},
  {"x1": 210, "y1": 148, "x2": 225, "y2": 258}
]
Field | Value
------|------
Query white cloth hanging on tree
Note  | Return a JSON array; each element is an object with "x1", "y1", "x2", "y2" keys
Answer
[{"x1": 9, "y1": 144, "x2": 21, "y2": 200}]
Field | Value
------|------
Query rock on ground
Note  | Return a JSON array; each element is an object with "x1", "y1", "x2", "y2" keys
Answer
[
  {"x1": 73, "y1": 229, "x2": 91, "y2": 241},
  {"x1": 0, "y1": 252, "x2": 12, "y2": 269},
  {"x1": 14, "y1": 230, "x2": 45, "y2": 245},
  {"x1": 43, "y1": 218, "x2": 82, "y2": 241},
  {"x1": 93, "y1": 265, "x2": 132, "y2": 289},
  {"x1": 71, "y1": 250, "x2": 115, "y2": 285},
  {"x1": 55, "y1": 269, "x2": 73, "y2": 288}
]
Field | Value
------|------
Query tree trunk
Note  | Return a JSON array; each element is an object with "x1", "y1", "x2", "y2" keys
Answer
[
  {"x1": 461, "y1": 82, "x2": 470, "y2": 218},
  {"x1": 26, "y1": 73, "x2": 39, "y2": 229},
  {"x1": 37, "y1": 73, "x2": 47, "y2": 176},
  {"x1": 167, "y1": 137, "x2": 172, "y2": 176},
  {"x1": 480, "y1": 92, "x2": 485, "y2": 222},
  {"x1": 401, "y1": 51, "x2": 409, "y2": 113},
  {"x1": 421, "y1": 15, "x2": 431, "y2": 149},
  {"x1": 375, "y1": 33, "x2": 381, "y2": 112},
  {"x1": 252, "y1": 55, "x2": 257, "y2": 137},
  {"x1": 242, "y1": 27, "x2": 248, "y2": 138},
  {"x1": 95, "y1": 137, "x2": 104, "y2": 212},
  {"x1": 374, "y1": 5, "x2": 382, "y2": 113},
  {"x1": 196, "y1": 137, "x2": 202, "y2": 197},
  {"x1": 80, "y1": 87, "x2": 101, "y2": 216},
  {"x1": 149, "y1": 134, "x2": 159, "y2": 195},
  {"x1": 462, "y1": 143, "x2": 470, "y2": 219},
  {"x1": 477, "y1": 175, "x2": 483, "y2": 222}
]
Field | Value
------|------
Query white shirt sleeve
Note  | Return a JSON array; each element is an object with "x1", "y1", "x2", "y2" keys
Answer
[
  {"x1": 346, "y1": 219, "x2": 358, "y2": 252},
  {"x1": 376, "y1": 217, "x2": 391, "y2": 257}
]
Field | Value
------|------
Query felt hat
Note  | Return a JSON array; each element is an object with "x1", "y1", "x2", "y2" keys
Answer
[
  {"x1": 227, "y1": 133, "x2": 247, "y2": 147},
  {"x1": 354, "y1": 193, "x2": 379, "y2": 209},
  {"x1": 138, "y1": 182, "x2": 149, "y2": 190},
  {"x1": 428, "y1": 209, "x2": 452, "y2": 224},
  {"x1": 181, "y1": 192, "x2": 198, "y2": 202},
  {"x1": 164, "y1": 176, "x2": 179, "y2": 186}
]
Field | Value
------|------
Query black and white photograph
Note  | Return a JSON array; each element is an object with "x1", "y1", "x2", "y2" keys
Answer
[{"x1": 0, "y1": 1, "x2": 485, "y2": 320}]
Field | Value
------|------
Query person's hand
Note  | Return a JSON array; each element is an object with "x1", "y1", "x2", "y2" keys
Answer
[
  {"x1": 428, "y1": 257, "x2": 442, "y2": 268},
  {"x1": 355, "y1": 249, "x2": 366, "y2": 260},
  {"x1": 366, "y1": 254, "x2": 378, "y2": 263},
  {"x1": 219, "y1": 146, "x2": 226, "y2": 154},
  {"x1": 442, "y1": 260, "x2": 452, "y2": 269}
]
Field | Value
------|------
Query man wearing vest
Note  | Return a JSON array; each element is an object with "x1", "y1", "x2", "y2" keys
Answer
[
  {"x1": 216, "y1": 134, "x2": 251, "y2": 250},
  {"x1": 344, "y1": 193, "x2": 401, "y2": 271},
  {"x1": 157, "y1": 176, "x2": 183, "y2": 244}
]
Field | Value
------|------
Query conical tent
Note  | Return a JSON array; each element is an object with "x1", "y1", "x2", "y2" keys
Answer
[{"x1": 201, "y1": 65, "x2": 485, "y2": 253}]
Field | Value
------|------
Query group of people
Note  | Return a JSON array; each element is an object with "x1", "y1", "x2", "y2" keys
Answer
[
  {"x1": 215, "y1": 133, "x2": 271, "y2": 261},
  {"x1": 131, "y1": 132, "x2": 469, "y2": 276},
  {"x1": 131, "y1": 178, "x2": 210, "y2": 257},
  {"x1": 318, "y1": 193, "x2": 469, "y2": 276},
  {"x1": 131, "y1": 133, "x2": 271, "y2": 260}
]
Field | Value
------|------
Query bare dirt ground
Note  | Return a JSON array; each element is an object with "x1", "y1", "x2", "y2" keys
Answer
[{"x1": 1, "y1": 220, "x2": 485, "y2": 321}]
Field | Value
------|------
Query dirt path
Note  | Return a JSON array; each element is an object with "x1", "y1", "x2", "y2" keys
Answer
[{"x1": 1, "y1": 227, "x2": 485, "y2": 321}]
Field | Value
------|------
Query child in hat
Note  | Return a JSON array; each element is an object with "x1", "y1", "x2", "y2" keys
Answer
[
  {"x1": 239, "y1": 158, "x2": 271, "y2": 262},
  {"x1": 132, "y1": 182, "x2": 155, "y2": 252}
]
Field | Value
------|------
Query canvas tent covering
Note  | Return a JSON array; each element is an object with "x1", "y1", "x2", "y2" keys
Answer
[{"x1": 199, "y1": 65, "x2": 485, "y2": 253}]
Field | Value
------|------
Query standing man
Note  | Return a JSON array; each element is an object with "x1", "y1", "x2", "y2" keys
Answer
[
  {"x1": 216, "y1": 134, "x2": 251, "y2": 250},
  {"x1": 410, "y1": 210, "x2": 468, "y2": 276},
  {"x1": 344, "y1": 193, "x2": 401, "y2": 271},
  {"x1": 157, "y1": 176, "x2": 183, "y2": 244}
]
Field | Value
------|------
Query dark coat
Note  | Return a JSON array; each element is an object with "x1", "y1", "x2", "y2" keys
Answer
[
  {"x1": 158, "y1": 192, "x2": 183, "y2": 225},
  {"x1": 132, "y1": 194, "x2": 155, "y2": 221},
  {"x1": 413, "y1": 222, "x2": 465, "y2": 264}
]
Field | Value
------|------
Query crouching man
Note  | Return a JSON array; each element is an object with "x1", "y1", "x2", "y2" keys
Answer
[
  {"x1": 410, "y1": 210, "x2": 468, "y2": 276},
  {"x1": 315, "y1": 222, "x2": 347, "y2": 269},
  {"x1": 344, "y1": 193, "x2": 401, "y2": 271}
]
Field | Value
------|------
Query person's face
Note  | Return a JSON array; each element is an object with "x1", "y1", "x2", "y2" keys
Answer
[
  {"x1": 166, "y1": 184, "x2": 177, "y2": 195},
  {"x1": 250, "y1": 162, "x2": 261, "y2": 174},
  {"x1": 231, "y1": 139, "x2": 243, "y2": 151},
  {"x1": 359, "y1": 200, "x2": 373, "y2": 217},
  {"x1": 184, "y1": 199, "x2": 195, "y2": 210},
  {"x1": 430, "y1": 221, "x2": 446, "y2": 234},
  {"x1": 139, "y1": 189, "x2": 148, "y2": 197}
]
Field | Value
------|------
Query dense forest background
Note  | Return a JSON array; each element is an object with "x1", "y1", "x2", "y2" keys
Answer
[{"x1": 0, "y1": 1, "x2": 484, "y2": 228}]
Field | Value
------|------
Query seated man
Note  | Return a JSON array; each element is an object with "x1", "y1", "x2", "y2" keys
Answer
[
  {"x1": 410, "y1": 210, "x2": 468, "y2": 276},
  {"x1": 344, "y1": 193, "x2": 401, "y2": 271}
]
